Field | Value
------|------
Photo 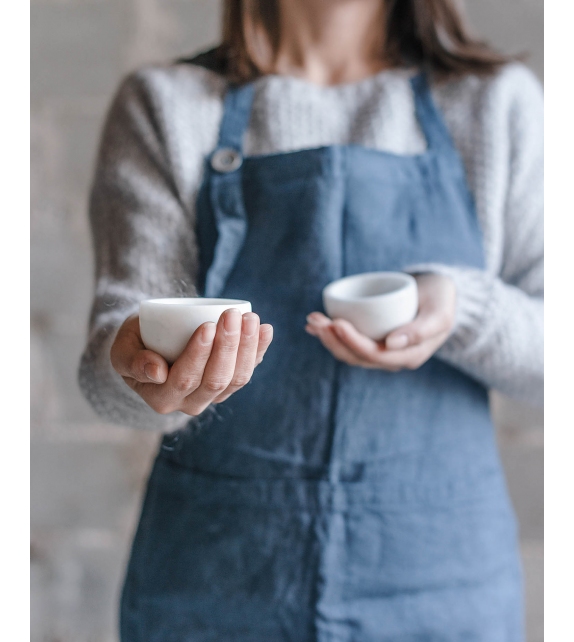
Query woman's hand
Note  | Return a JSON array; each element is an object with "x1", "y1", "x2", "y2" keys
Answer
[
  {"x1": 110, "y1": 309, "x2": 273, "y2": 415},
  {"x1": 305, "y1": 273, "x2": 456, "y2": 371}
]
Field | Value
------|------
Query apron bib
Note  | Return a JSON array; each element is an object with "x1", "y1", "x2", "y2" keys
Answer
[{"x1": 120, "y1": 58, "x2": 524, "y2": 642}]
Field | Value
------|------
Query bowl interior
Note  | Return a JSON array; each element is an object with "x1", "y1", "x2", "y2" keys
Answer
[{"x1": 327, "y1": 274, "x2": 411, "y2": 301}]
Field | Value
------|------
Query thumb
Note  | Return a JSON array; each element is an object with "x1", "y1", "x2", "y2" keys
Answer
[
  {"x1": 114, "y1": 347, "x2": 169, "y2": 384},
  {"x1": 130, "y1": 350, "x2": 169, "y2": 384},
  {"x1": 111, "y1": 315, "x2": 169, "y2": 384},
  {"x1": 384, "y1": 304, "x2": 446, "y2": 350}
]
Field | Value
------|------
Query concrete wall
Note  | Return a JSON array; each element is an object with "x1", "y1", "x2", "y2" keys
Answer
[{"x1": 30, "y1": 1, "x2": 543, "y2": 640}]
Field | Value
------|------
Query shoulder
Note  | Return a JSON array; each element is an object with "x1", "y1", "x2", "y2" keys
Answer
[
  {"x1": 94, "y1": 59, "x2": 227, "y2": 193},
  {"x1": 487, "y1": 62, "x2": 543, "y2": 108},
  {"x1": 428, "y1": 64, "x2": 543, "y2": 276},
  {"x1": 98, "y1": 58, "x2": 228, "y2": 166},
  {"x1": 432, "y1": 63, "x2": 543, "y2": 134},
  {"x1": 435, "y1": 62, "x2": 541, "y2": 98},
  {"x1": 113, "y1": 59, "x2": 228, "y2": 114}
]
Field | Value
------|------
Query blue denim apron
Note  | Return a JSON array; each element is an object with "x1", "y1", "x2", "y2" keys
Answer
[{"x1": 120, "y1": 68, "x2": 524, "y2": 641}]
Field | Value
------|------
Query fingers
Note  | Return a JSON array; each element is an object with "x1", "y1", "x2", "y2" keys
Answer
[
  {"x1": 164, "y1": 320, "x2": 218, "y2": 397},
  {"x1": 211, "y1": 312, "x2": 261, "y2": 403},
  {"x1": 176, "y1": 308, "x2": 242, "y2": 414},
  {"x1": 329, "y1": 318, "x2": 384, "y2": 361},
  {"x1": 306, "y1": 313, "x2": 366, "y2": 367},
  {"x1": 181, "y1": 312, "x2": 274, "y2": 412},
  {"x1": 306, "y1": 311, "x2": 450, "y2": 372},
  {"x1": 326, "y1": 319, "x2": 401, "y2": 370},
  {"x1": 255, "y1": 324, "x2": 274, "y2": 365},
  {"x1": 330, "y1": 316, "x2": 448, "y2": 370}
]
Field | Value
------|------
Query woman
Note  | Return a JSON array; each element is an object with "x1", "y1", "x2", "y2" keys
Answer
[{"x1": 79, "y1": 0, "x2": 543, "y2": 639}]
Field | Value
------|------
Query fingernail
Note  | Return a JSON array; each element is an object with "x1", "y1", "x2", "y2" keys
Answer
[
  {"x1": 201, "y1": 322, "x2": 216, "y2": 344},
  {"x1": 261, "y1": 325, "x2": 273, "y2": 340},
  {"x1": 223, "y1": 308, "x2": 241, "y2": 334},
  {"x1": 386, "y1": 334, "x2": 409, "y2": 350},
  {"x1": 306, "y1": 313, "x2": 322, "y2": 325},
  {"x1": 243, "y1": 314, "x2": 257, "y2": 338},
  {"x1": 144, "y1": 363, "x2": 162, "y2": 383}
]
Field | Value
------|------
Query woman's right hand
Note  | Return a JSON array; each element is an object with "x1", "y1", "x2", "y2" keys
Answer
[{"x1": 110, "y1": 308, "x2": 273, "y2": 416}]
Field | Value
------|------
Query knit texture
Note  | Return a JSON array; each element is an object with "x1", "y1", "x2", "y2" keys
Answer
[{"x1": 78, "y1": 61, "x2": 543, "y2": 431}]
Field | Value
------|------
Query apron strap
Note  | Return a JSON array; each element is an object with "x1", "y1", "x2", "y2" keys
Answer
[
  {"x1": 200, "y1": 83, "x2": 255, "y2": 298},
  {"x1": 411, "y1": 72, "x2": 457, "y2": 155},
  {"x1": 217, "y1": 83, "x2": 256, "y2": 151}
]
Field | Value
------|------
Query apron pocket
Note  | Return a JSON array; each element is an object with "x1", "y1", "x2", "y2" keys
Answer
[
  {"x1": 123, "y1": 457, "x2": 321, "y2": 641},
  {"x1": 331, "y1": 493, "x2": 523, "y2": 640}
]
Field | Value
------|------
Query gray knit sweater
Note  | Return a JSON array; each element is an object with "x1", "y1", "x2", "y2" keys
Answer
[{"x1": 78, "y1": 60, "x2": 544, "y2": 432}]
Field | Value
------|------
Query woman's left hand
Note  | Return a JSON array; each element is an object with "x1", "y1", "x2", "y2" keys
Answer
[{"x1": 305, "y1": 273, "x2": 456, "y2": 371}]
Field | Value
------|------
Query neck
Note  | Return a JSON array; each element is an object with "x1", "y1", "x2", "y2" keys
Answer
[{"x1": 272, "y1": 0, "x2": 389, "y2": 86}]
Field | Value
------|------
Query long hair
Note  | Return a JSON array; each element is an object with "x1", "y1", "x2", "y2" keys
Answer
[{"x1": 216, "y1": 0, "x2": 515, "y2": 84}]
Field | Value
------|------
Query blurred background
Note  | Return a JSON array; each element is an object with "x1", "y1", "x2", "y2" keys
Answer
[{"x1": 30, "y1": 1, "x2": 543, "y2": 640}]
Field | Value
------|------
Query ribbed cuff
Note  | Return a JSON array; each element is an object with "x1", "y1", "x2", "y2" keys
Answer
[{"x1": 402, "y1": 263, "x2": 495, "y2": 351}]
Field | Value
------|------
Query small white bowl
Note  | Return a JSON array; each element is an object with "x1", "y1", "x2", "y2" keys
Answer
[
  {"x1": 139, "y1": 298, "x2": 252, "y2": 363},
  {"x1": 322, "y1": 272, "x2": 418, "y2": 340}
]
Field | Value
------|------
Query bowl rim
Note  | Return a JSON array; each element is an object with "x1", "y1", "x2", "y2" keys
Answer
[
  {"x1": 322, "y1": 271, "x2": 416, "y2": 303},
  {"x1": 140, "y1": 297, "x2": 251, "y2": 307}
]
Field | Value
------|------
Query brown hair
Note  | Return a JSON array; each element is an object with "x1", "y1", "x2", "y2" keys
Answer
[{"x1": 216, "y1": 0, "x2": 516, "y2": 84}]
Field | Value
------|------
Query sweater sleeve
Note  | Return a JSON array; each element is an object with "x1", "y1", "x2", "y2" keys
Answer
[
  {"x1": 78, "y1": 69, "x2": 202, "y2": 431},
  {"x1": 404, "y1": 66, "x2": 544, "y2": 407}
]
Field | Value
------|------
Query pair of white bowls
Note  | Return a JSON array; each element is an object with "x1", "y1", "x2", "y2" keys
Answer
[{"x1": 140, "y1": 272, "x2": 418, "y2": 363}]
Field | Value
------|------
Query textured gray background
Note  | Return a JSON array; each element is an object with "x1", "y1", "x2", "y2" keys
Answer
[{"x1": 30, "y1": 1, "x2": 543, "y2": 640}]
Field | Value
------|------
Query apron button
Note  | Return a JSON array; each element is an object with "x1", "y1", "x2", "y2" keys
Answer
[{"x1": 211, "y1": 147, "x2": 243, "y2": 173}]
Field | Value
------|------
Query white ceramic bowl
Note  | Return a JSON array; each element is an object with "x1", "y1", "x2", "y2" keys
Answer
[
  {"x1": 139, "y1": 298, "x2": 252, "y2": 363},
  {"x1": 322, "y1": 272, "x2": 418, "y2": 340}
]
